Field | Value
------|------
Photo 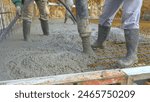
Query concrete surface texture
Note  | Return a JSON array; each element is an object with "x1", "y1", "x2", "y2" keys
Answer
[
  {"x1": 0, "y1": 19, "x2": 148, "y2": 80},
  {"x1": 0, "y1": 0, "x2": 149, "y2": 82},
  {"x1": 0, "y1": 19, "x2": 97, "y2": 81},
  {"x1": 0, "y1": 19, "x2": 149, "y2": 81}
]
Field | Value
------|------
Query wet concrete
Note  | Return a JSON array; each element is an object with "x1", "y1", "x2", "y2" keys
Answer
[
  {"x1": 0, "y1": 19, "x2": 149, "y2": 83},
  {"x1": 0, "y1": 19, "x2": 97, "y2": 81},
  {"x1": 89, "y1": 19, "x2": 150, "y2": 69}
]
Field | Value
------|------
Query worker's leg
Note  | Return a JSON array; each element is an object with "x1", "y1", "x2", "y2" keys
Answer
[
  {"x1": 36, "y1": 0, "x2": 50, "y2": 35},
  {"x1": 22, "y1": 0, "x2": 34, "y2": 41},
  {"x1": 117, "y1": 0, "x2": 143, "y2": 67},
  {"x1": 64, "y1": 13, "x2": 68, "y2": 23},
  {"x1": 92, "y1": 0, "x2": 123, "y2": 49},
  {"x1": 64, "y1": 6, "x2": 70, "y2": 24},
  {"x1": 75, "y1": 0, "x2": 94, "y2": 55},
  {"x1": 122, "y1": 0, "x2": 143, "y2": 29}
]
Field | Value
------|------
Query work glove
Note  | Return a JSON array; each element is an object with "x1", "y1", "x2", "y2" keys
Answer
[{"x1": 16, "y1": 6, "x2": 22, "y2": 16}]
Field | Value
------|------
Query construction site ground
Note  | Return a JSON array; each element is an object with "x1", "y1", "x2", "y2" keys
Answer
[{"x1": 0, "y1": 18, "x2": 149, "y2": 82}]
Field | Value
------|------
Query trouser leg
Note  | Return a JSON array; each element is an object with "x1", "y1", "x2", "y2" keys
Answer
[
  {"x1": 122, "y1": 0, "x2": 143, "y2": 29},
  {"x1": 99, "y1": 0, "x2": 123, "y2": 26},
  {"x1": 36, "y1": 0, "x2": 49, "y2": 21},
  {"x1": 22, "y1": 0, "x2": 34, "y2": 21},
  {"x1": 117, "y1": 0, "x2": 143, "y2": 67},
  {"x1": 36, "y1": 0, "x2": 50, "y2": 35},
  {"x1": 22, "y1": 0, "x2": 34, "y2": 41}
]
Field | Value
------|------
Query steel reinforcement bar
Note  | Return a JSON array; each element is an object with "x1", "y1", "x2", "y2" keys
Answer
[{"x1": 0, "y1": 66, "x2": 150, "y2": 85}]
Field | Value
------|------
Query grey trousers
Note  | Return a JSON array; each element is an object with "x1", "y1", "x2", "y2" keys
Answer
[
  {"x1": 22, "y1": 0, "x2": 49, "y2": 21},
  {"x1": 99, "y1": 0, "x2": 143, "y2": 29}
]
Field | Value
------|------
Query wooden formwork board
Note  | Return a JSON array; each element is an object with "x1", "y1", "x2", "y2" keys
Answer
[
  {"x1": 0, "y1": 66, "x2": 150, "y2": 85},
  {"x1": 0, "y1": 70, "x2": 127, "y2": 85},
  {"x1": 145, "y1": 81, "x2": 150, "y2": 85}
]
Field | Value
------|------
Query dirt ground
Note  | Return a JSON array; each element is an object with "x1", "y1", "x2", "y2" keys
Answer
[{"x1": 0, "y1": 19, "x2": 149, "y2": 81}]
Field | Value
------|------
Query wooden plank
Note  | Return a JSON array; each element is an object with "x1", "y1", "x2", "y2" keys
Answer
[
  {"x1": 0, "y1": 66, "x2": 149, "y2": 85},
  {"x1": 0, "y1": 69, "x2": 125, "y2": 85},
  {"x1": 145, "y1": 81, "x2": 150, "y2": 85},
  {"x1": 79, "y1": 77, "x2": 127, "y2": 85}
]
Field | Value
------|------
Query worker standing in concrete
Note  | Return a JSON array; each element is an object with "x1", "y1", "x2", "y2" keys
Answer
[
  {"x1": 64, "y1": 0, "x2": 76, "y2": 24},
  {"x1": 92, "y1": 0, "x2": 143, "y2": 67},
  {"x1": 12, "y1": 0, "x2": 50, "y2": 41}
]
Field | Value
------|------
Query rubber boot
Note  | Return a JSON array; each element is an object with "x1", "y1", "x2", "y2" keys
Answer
[
  {"x1": 91, "y1": 24, "x2": 110, "y2": 49},
  {"x1": 23, "y1": 19, "x2": 31, "y2": 41},
  {"x1": 64, "y1": 16, "x2": 67, "y2": 23},
  {"x1": 117, "y1": 29, "x2": 139, "y2": 67},
  {"x1": 82, "y1": 37, "x2": 95, "y2": 56},
  {"x1": 40, "y1": 19, "x2": 50, "y2": 36}
]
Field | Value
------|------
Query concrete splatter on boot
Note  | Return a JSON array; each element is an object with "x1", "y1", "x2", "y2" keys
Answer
[
  {"x1": 23, "y1": 19, "x2": 31, "y2": 41},
  {"x1": 82, "y1": 37, "x2": 95, "y2": 56},
  {"x1": 40, "y1": 19, "x2": 50, "y2": 36},
  {"x1": 92, "y1": 25, "x2": 110, "y2": 49},
  {"x1": 117, "y1": 29, "x2": 139, "y2": 67}
]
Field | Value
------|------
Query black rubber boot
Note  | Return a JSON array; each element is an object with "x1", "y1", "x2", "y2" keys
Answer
[
  {"x1": 117, "y1": 29, "x2": 139, "y2": 67},
  {"x1": 91, "y1": 25, "x2": 110, "y2": 49},
  {"x1": 40, "y1": 19, "x2": 50, "y2": 36},
  {"x1": 64, "y1": 16, "x2": 67, "y2": 23},
  {"x1": 23, "y1": 19, "x2": 31, "y2": 41},
  {"x1": 82, "y1": 37, "x2": 95, "y2": 56}
]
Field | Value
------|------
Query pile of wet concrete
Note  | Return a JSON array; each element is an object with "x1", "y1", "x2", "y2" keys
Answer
[
  {"x1": 0, "y1": 19, "x2": 149, "y2": 81},
  {"x1": 0, "y1": 19, "x2": 96, "y2": 81}
]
